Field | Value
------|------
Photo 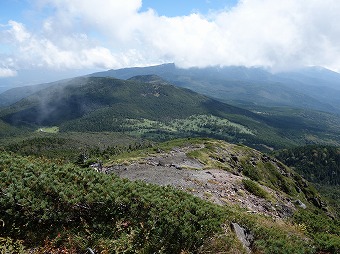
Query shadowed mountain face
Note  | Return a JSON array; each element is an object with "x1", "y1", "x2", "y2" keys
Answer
[{"x1": 1, "y1": 77, "x2": 103, "y2": 126}]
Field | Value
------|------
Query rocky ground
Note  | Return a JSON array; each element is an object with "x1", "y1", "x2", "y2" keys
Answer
[{"x1": 95, "y1": 142, "x2": 297, "y2": 219}]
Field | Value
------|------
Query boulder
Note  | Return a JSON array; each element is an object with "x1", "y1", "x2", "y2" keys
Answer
[
  {"x1": 231, "y1": 222, "x2": 253, "y2": 253},
  {"x1": 295, "y1": 199, "x2": 307, "y2": 209}
]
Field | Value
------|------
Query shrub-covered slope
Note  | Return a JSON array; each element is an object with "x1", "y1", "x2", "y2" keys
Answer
[
  {"x1": 0, "y1": 151, "x2": 226, "y2": 253},
  {"x1": 1, "y1": 147, "x2": 339, "y2": 253}
]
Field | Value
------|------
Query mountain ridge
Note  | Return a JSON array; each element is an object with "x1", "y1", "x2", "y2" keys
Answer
[
  {"x1": 2, "y1": 74, "x2": 340, "y2": 150},
  {"x1": 2, "y1": 64, "x2": 340, "y2": 113},
  {"x1": 0, "y1": 76, "x2": 268, "y2": 140},
  {"x1": 90, "y1": 63, "x2": 340, "y2": 114}
]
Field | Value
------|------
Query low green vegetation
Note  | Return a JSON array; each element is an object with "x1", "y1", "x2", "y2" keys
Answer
[
  {"x1": 0, "y1": 151, "x2": 226, "y2": 253},
  {"x1": 315, "y1": 184, "x2": 340, "y2": 217},
  {"x1": 0, "y1": 237, "x2": 26, "y2": 254},
  {"x1": 113, "y1": 114, "x2": 254, "y2": 141},
  {"x1": 0, "y1": 119, "x2": 24, "y2": 138},
  {"x1": 242, "y1": 179, "x2": 269, "y2": 199},
  {"x1": 2, "y1": 150, "x2": 339, "y2": 253},
  {"x1": 2, "y1": 132, "x2": 149, "y2": 163},
  {"x1": 293, "y1": 209, "x2": 340, "y2": 253}
]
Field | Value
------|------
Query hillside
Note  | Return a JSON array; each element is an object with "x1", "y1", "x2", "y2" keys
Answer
[
  {"x1": 104, "y1": 139, "x2": 327, "y2": 215},
  {"x1": 0, "y1": 119, "x2": 25, "y2": 138},
  {"x1": 0, "y1": 75, "x2": 301, "y2": 150},
  {"x1": 1, "y1": 131, "x2": 145, "y2": 163},
  {"x1": 0, "y1": 75, "x2": 253, "y2": 125},
  {"x1": 1, "y1": 138, "x2": 339, "y2": 253}
]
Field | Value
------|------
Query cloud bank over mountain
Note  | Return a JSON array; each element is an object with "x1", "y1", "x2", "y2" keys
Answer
[{"x1": 1, "y1": 0, "x2": 340, "y2": 77}]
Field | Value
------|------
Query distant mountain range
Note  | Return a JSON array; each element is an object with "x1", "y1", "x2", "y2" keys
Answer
[
  {"x1": 0, "y1": 75, "x2": 249, "y2": 125},
  {"x1": 0, "y1": 75, "x2": 275, "y2": 147},
  {"x1": 90, "y1": 64, "x2": 340, "y2": 114},
  {"x1": 1, "y1": 73, "x2": 340, "y2": 150},
  {"x1": 1, "y1": 64, "x2": 340, "y2": 149},
  {"x1": 2, "y1": 63, "x2": 340, "y2": 114}
]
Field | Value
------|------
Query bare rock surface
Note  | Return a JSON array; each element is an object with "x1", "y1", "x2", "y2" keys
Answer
[
  {"x1": 105, "y1": 144, "x2": 296, "y2": 219},
  {"x1": 231, "y1": 223, "x2": 254, "y2": 253}
]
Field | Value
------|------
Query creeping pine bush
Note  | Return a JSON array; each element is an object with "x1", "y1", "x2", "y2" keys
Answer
[
  {"x1": 293, "y1": 209, "x2": 340, "y2": 253},
  {"x1": 242, "y1": 179, "x2": 269, "y2": 199},
  {"x1": 1, "y1": 150, "x2": 338, "y2": 253},
  {"x1": 0, "y1": 151, "x2": 225, "y2": 253}
]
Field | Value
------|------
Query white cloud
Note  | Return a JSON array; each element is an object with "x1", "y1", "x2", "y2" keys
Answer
[
  {"x1": 144, "y1": 0, "x2": 340, "y2": 71},
  {"x1": 0, "y1": 68, "x2": 17, "y2": 78},
  {"x1": 1, "y1": 20, "x2": 120, "y2": 70},
  {"x1": 2, "y1": 0, "x2": 340, "y2": 72}
]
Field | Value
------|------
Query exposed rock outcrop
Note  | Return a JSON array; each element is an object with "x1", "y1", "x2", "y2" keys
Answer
[{"x1": 231, "y1": 223, "x2": 254, "y2": 253}]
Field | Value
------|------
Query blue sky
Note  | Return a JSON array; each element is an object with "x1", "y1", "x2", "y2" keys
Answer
[
  {"x1": 1, "y1": 0, "x2": 239, "y2": 25},
  {"x1": 140, "y1": 0, "x2": 238, "y2": 16},
  {"x1": 1, "y1": 0, "x2": 340, "y2": 86},
  {"x1": 0, "y1": 1, "x2": 29, "y2": 23}
]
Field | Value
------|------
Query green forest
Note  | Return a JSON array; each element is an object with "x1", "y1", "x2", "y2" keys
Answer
[
  {"x1": 275, "y1": 145, "x2": 340, "y2": 186},
  {"x1": 274, "y1": 145, "x2": 340, "y2": 218}
]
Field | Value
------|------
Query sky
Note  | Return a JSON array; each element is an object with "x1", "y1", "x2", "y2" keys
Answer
[{"x1": 1, "y1": 0, "x2": 340, "y2": 83}]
